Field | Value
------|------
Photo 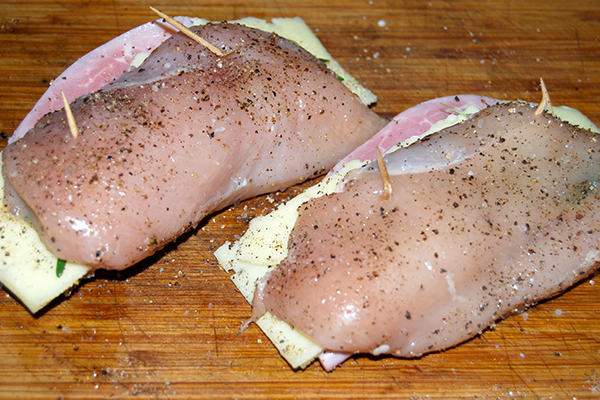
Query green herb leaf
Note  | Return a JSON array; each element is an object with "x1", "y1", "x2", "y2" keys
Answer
[
  {"x1": 318, "y1": 58, "x2": 330, "y2": 63},
  {"x1": 56, "y1": 259, "x2": 66, "y2": 278},
  {"x1": 337, "y1": 76, "x2": 345, "y2": 82},
  {"x1": 440, "y1": 103, "x2": 469, "y2": 117}
]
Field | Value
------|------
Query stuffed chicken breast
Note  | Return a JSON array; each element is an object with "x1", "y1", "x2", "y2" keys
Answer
[
  {"x1": 245, "y1": 98, "x2": 600, "y2": 364},
  {"x1": 2, "y1": 22, "x2": 385, "y2": 271}
]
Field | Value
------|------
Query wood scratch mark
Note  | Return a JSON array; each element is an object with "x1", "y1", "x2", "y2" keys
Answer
[
  {"x1": 445, "y1": 63, "x2": 449, "y2": 94},
  {"x1": 113, "y1": 280, "x2": 127, "y2": 350},
  {"x1": 539, "y1": 351, "x2": 569, "y2": 399},
  {"x1": 575, "y1": 28, "x2": 585, "y2": 72},
  {"x1": 212, "y1": 309, "x2": 220, "y2": 357},
  {"x1": 501, "y1": 330, "x2": 541, "y2": 399},
  {"x1": 382, "y1": 360, "x2": 404, "y2": 391},
  {"x1": 111, "y1": 0, "x2": 122, "y2": 32}
]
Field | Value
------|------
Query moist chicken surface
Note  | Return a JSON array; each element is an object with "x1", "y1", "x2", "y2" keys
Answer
[
  {"x1": 2, "y1": 22, "x2": 385, "y2": 270},
  {"x1": 253, "y1": 102, "x2": 600, "y2": 357}
]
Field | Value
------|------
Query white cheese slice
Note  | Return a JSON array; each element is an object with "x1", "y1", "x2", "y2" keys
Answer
[
  {"x1": 215, "y1": 103, "x2": 600, "y2": 369},
  {"x1": 214, "y1": 160, "x2": 363, "y2": 369},
  {"x1": 0, "y1": 17, "x2": 375, "y2": 314},
  {"x1": 551, "y1": 105, "x2": 600, "y2": 133},
  {"x1": 0, "y1": 156, "x2": 91, "y2": 313}
]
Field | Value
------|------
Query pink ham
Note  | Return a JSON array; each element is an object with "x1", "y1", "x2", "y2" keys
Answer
[
  {"x1": 10, "y1": 17, "x2": 201, "y2": 143},
  {"x1": 3, "y1": 22, "x2": 386, "y2": 270},
  {"x1": 332, "y1": 95, "x2": 498, "y2": 171}
]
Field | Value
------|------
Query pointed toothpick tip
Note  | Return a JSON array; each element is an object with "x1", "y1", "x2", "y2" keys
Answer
[
  {"x1": 61, "y1": 90, "x2": 79, "y2": 139},
  {"x1": 150, "y1": 6, "x2": 225, "y2": 57},
  {"x1": 376, "y1": 147, "x2": 393, "y2": 201},
  {"x1": 534, "y1": 77, "x2": 553, "y2": 116}
]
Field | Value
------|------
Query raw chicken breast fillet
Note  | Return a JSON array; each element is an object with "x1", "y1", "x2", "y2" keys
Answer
[
  {"x1": 253, "y1": 101, "x2": 600, "y2": 357},
  {"x1": 2, "y1": 22, "x2": 385, "y2": 270}
]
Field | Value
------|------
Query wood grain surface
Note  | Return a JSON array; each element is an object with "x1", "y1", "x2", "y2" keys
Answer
[{"x1": 1, "y1": 0, "x2": 600, "y2": 398}]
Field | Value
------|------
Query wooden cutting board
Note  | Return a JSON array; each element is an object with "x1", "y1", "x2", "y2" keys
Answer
[{"x1": 1, "y1": 0, "x2": 600, "y2": 398}]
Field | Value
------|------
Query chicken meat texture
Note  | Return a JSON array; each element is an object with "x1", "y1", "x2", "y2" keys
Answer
[
  {"x1": 2, "y1": 22, "x2": 385, "y2": 270},
  {"x1": 253, "y1": 101, "x2": 600, "y2": 357}
]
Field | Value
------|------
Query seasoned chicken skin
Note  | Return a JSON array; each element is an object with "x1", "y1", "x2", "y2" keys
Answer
[
  {"x1": 253, "y1": 102, "x2": 600, "y2": 357},
  {"x1": 2, "y1": 22, "x2": 385, "y2": 270}
]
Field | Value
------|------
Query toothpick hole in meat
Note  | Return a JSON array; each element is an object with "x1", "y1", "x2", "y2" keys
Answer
[
  {"x1": 60, "y1": 90, "x2": 78, "y2": 139},
  {"x1": 376, "y1": 147, "x2": 392, "y2": 201},
  {"x1": 535, "y1": 77, "x2": 553, "y2": 115},
  {"x1": 150, "y1": 6, "x2": 226, "y2": 57}
]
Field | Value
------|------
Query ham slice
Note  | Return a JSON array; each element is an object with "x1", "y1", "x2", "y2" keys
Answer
[{"x1": 10, "y1": 17, "x2": 204, "y2": 144}]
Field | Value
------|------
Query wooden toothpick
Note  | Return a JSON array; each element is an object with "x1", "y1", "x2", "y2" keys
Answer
[
  {"x1": 61, "y1": 90, "x2": 79, "y2": 139},
  {"x1": 150, "y1": 6, "x2": 225, "y2": 57},
  {"x1": 534, "y1": 77, "x2": 553, "y2": 115},
  {"x1": 376, "y1": 147, "x2": 393, "y2": 201}
]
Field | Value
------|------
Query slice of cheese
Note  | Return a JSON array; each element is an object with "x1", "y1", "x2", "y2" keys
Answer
[
  {"x1": 0, "y1": 17, "x2": 375, "y2": 314},
  {"x1": 0, "y1": 157, "x2": 91, "y2": 313},
  {"x1": 214, "y1": 160, "x2": 363, "y2": 369}
]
